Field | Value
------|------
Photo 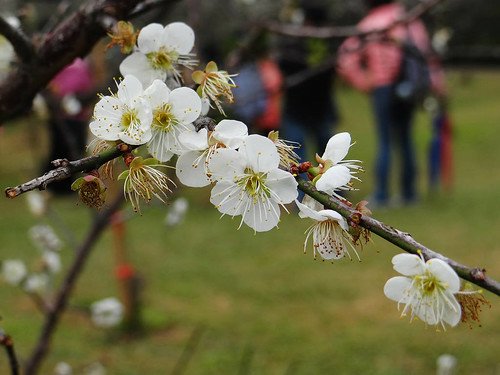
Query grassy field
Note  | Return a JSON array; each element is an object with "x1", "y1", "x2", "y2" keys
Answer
[{"x1": 0, "y1": 69, "x2": 499, "y2": 374}]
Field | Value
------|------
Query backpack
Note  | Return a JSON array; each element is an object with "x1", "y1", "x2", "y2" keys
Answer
[{"x1": 394, "y1": 38, "x2": 431, "y2": 104}]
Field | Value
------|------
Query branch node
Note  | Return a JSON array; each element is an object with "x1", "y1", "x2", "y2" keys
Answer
[
  {"x1": 471, "y1": 268, "x2": 487, "y2": 281},
  {"x1": 117, "y1": 143, "x2": 131, "y2": 152},
  {"x1": 5, "y1": 187, "x2": 18, "y2": 199},
  {"x1": 51, "y1": 158, "x2": 70, "y2": 168}
]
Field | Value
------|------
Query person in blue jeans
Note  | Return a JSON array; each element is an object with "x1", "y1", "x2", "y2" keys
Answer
[
  {"x1": 337, "y1": 0, "x2": 444, "y2": 207},
  {"x1": 372, "y1": 85, "x2": 417, "y2": 205}
]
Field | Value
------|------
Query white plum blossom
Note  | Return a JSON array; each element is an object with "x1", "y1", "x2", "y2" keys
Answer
[
  {"x1": 29, "y1": 224, "x2": 62, "y2": 252},
  {"x1": 24, "y1": 273, "x2": 49, "y2": 294},
  {"x1": 296, "y1": 198, "x2": 358, "y2": 260},
  {"x1": 42, "y1": 251, "x2": 62, "y2": 274},
  {"x1": 143, "y1": 80, "x2": 201, "y2": 162},
  {"x1": 90, "y1": 75, "x2": 152, "y2": 145},
  {"x1": 208, "y1": 134, "x2": 298, "y2": 232},
  {"x1": 26, "y1": 191, "x2": 47, "y2": 217},
  {"x1": 315, "y1": 132, "x2": 361, "y2": 196},
  {"x1": 165, "y1": 197, "x2": 189, "y2": 226},
  {"x1": 54, "y1": 362, "x2": 73, "y2": 375},
  {"x1": 176, "y1": 119, "x2": 248, "y2": 187},
  {"x1": 91, "y1": 297, "x2": 124, "y2": 328},
  {"x1": 384, "y1": 253, "x2": 462, "y2": 329},
  {"x1": 119, "y1": 22, "x2": 196, "y2": 87},
  {"x1": 1, "y1": 259, "x2": 27, "y2": 285}
]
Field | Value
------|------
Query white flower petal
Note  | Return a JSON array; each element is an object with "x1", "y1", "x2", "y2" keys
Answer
[
  {"x1": 240, "y1": 134, "x2": 279, "y2": 173},
  {"x1": 176, "y1": 150, "x2": 210, "y2": 187},
  {"x1": 144, "y1": 79, "x2": 171, "y2": 108},
  {"x1": 427, "y1": 259, "x2": 460, "y2": 293},
  {"x1": 210, "y1": 181, "x2": 245, "y2": 216},
  {"x1": 120, "y1": 53, "x2": 166, "y2": 88},
  {"x1": 89, "y1": 97, "x2": 123, "y2": 141},
  {"x1": 212, "y1": 119, "x2": 248, "y2": 149},
  {"x1": 117, "y1": 75, "x2": 144, "y2": 104},
  {"x1": 392, "y1": 253, "x2": 425, "y2": 276},
  {"x1": 318, "y1": 209, "x2": 348, "y2": 230},
  {"x1": 313, "y1": 230, "x2": 346, "y2": 260},
  {"x1": 178, "y1": 128, "x2": 208, "y2": 151},
  {"x1": 296, "y1": 199, "x2": 327, "y2": 221},
  {"x1": 162, "y1": 22, "x2": 195, "y2": 55},
  {"x1": 207, "y1": 148, "x2": 246, "y2": 182},
  {"x1": 442, "y1": 294, "x2": 462, "y2": 327},
  {"x1": 322, "y1": 132, "x2": 351, "y2": 164},
  {"x1": 242, "y1": 199, "x2": 281, "y2": 232},
  {"x1": 315, "y1": 165, "x2": 352, "y2": 194},
  {"x1": 147, "y1": 129, "x2": 175, "y2": 162},
  {"x1": 137, "y1": 23, "x2": 165, "y2": 54},
  {"x1": 265, "y1": 169, "x2": 298, "y2": 204},
  {"x1": 384, "y1": 276, "x2": 412, "y2": 303},
  {"x1": 301, "y1": 195, "x2": 325, "y2": 212},
  {"x1": 170, "y1": 87, "x2": 201, "y2": 124}
]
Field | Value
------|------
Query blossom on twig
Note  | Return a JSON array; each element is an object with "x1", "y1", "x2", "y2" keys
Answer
[
  {"x1": 296, "y1": 197, "x2": 359, "y2": 260},
  {"x1": 119, "y1": 22, "x2": 197, "y2": 87},
  {"x1": 90, "y1": 75, "x2": 152, "y2": 145},
  {"x1": 208, "y1": 134, "x2": 298, "y2": 232},
  {"x1": 384, "y1": 253, "x2": 461, "y2": 329},
  {"x1": 118, "y1": 156, "x2": 174, "y2": 213},
  {"x1": 192, "y1": 61, "x2": 237, "y2": 115},
  {"x1": 143, "y1": 80, "x2": 201, "y2": 162},
  {"x1": 176, "y1": 119, "x2": 248, "y2": 187}
]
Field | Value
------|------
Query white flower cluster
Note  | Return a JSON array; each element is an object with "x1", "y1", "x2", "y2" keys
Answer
[{"x1": 83, "y1": 20, "x2": 468, "y2": 329}]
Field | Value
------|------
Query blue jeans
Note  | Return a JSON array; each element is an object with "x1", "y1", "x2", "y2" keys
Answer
[
  {"x1": 371, "y1": 85, "x2": 417, "y2": 204},
  {"x1": 282, "y1": 114, "x2": 334, "y2": 162}
]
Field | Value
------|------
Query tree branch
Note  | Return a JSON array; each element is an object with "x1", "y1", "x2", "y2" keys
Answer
[
  {"x1": 264, "y1": 0, "x2": 445, "y2": 39},
  {"x1": 0, "y1": 332, "x2": 20, "y2": 375},
  {"x1": 24, "y1": 194, "x2": 124, "y2": 375},
  {"x1": 297, "y1": 178, "x2": 500, "y2": 296},
  {"x1": 0, "y1": 0, "x2": 182, "y2": 124},
  {"x1": 4, "y1": 116, "x2": 213, "y2": 199},
  {"x1": 0, "y1": 15, "x2": 35, "y2": 63},
  {"x1": 5, "y1": 143, "x2": 136, "y2": 198}
]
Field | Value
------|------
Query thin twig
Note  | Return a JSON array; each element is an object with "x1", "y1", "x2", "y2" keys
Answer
[
  {"x1": 24, "y1": 194, "x2": 124, "y2": 375},
  {"x1": 297, "y1": 178, "x2": 500, "y2": 296},
  {"x1": 0, "y1": 332, "x2": 20, "y2": 375},
  {"x1": 265, "y1": 0, "x2": 445, "y2": 39},
  {"x1": 0, "y1": 15, "x2": 35, "y2": 63},
  {"x1": 5, "y1": 143, "x2": 137, "y2": 198},
  {"x1": 4, "y1": 116, "x2": 214, "y2": 199}
]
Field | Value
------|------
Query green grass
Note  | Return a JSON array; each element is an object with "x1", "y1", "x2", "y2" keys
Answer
[{"x1": 0, "y1": 69, "x2": 499, "y2": 374}]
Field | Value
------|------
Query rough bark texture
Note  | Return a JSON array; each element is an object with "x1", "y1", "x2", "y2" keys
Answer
[{"x1": 0, "y1": 0, "x2": 144, "y2": 124}]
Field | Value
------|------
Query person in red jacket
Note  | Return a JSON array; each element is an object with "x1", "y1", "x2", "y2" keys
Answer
[{"x1": 337, "y1": 0, "x2": 445, "y2": 207}]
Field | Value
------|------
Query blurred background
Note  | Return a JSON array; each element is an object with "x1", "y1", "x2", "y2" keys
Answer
[{"x1": 0, "y1": 0, "x2": 499, "y2": 374}]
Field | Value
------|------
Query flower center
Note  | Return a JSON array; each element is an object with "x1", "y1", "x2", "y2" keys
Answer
[
  {"x1": 237, "y1": 168, "x2": 270, "y2": 200},
  {"x1": 121, "y1": 108, "x2": 139, "y2": 128},
  {"x1": 152, "y1": 103, "x2": 178, "y2": 132},
  {"x1": 147, "y1": 48, "x2": 179, "y2": 70},
  {"x1": 415, "y1": 271, "x2": 443, "y2": 296}
]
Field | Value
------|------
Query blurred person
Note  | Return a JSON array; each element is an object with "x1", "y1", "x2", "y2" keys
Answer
[
  {"x1": 42, "y1": 58, "x2": 95, "y2": 194},
  {"x1": 277, "y1": 2, "x2": 340, "y2": 162},
  {"x1": 337, "y1": 0, "x2": 445, "y2": 207},
  {"x1": 232, "y1": 32, "x2": 283, "y2": 136}
]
